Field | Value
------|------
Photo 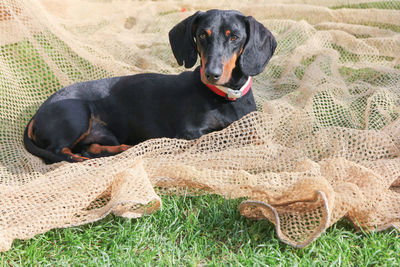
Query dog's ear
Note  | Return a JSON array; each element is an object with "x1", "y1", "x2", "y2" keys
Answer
[
  {"x1": 169, "y1": 11, "x2": 202, "y2": 68},
  {"x1": 239, "y1": 16, "x2": 277, "y2": 76}
]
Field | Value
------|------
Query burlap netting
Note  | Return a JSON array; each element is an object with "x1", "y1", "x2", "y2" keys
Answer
[{"x1": 0, "y1": 0, "x2": 399, "y2": 251}]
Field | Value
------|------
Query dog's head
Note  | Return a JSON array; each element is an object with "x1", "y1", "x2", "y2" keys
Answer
[{"x1": 169, "y1": 9, "x2": 277, "y2": 86}]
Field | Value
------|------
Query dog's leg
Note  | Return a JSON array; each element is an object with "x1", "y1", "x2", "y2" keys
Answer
[
  {"x1": 32, "y1": 100, "x2": 94, "y2": 163},
  {"x1": 60, "y1": 147, "x2": 91, "y2": 162},
  {"x1": 85, "y1": 143, "x2": 132, "y2": 157},
  {"x1": 77, "y1": 120, "x2": 129, "y2": 158}
]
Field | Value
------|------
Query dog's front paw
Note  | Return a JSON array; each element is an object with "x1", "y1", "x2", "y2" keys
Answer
[{"x1": 120, "y1": 144, "x2": 132, "y2": 151}]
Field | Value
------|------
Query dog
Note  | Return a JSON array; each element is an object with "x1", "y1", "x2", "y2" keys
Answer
[{"x1": 24, "y1": 9, "x2": 277, "y2": 163}]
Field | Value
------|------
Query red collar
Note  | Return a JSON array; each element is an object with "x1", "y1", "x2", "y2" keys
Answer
[{"x1": 200, "y1": 68, "x2": 252, "y2": 101}]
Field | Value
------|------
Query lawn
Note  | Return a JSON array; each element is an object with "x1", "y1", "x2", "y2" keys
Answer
[{"x1": 1, "y1": 194, "x2": 399, "y2": 266}]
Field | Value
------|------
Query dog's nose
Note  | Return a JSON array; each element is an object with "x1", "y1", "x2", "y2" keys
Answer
[{"x1": 205, "y1": 69, "x2": 222, "y2": 83}]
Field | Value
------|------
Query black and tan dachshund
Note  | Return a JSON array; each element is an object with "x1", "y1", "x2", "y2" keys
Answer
[{"x1": 24, "y1": 9, "x2": 277, "y2": 163}]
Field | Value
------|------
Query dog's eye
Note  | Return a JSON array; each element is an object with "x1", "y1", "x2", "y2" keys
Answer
[
  {"x1": 199, "y1": 33, "x2": 206, "y2": 39},
  {"x1": 230, "y1": 35, "x2": 238, "y2": 41}
]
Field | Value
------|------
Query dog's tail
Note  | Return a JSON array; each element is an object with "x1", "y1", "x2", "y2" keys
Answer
[{"x1": 23, "y1": 118, "x2": 67, "y2": 164}]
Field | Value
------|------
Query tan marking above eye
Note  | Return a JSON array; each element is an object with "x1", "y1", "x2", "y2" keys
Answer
[
  {"x1": 206, "y1": 29, "x2": 212, "y2": 36},
  {"x1": 225, "y1": 30, "x2": 231, "y2": 36}
]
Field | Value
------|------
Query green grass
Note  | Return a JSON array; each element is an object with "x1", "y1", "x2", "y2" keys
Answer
[
  {"x1": 362, "y1": 22, "x2": 400, "y2": 33},
  {"x1": 339, "y1": 67, "x2": 394, "y2": 85},
  {"x1": 0, "y1": 32, "x2": 111, "y2": 136},
  {"x1": 0, "y1": 39, "x2": 61, "y2": 100},
  {"x1": 1, "y1": 194, "x2": 399, "y2": 266},
  {"x1": 331, "y1": 1, "x2": 400, "y2": 10},
  {"x1": 294, "y1": 55, "x2": 317, "y2": 80},
  {"x1": 331, "y1": 2, "x2": 400, "y2": 33},
  {"x1": 331, "y1": 44, "x2": 395, "y2": 64}
]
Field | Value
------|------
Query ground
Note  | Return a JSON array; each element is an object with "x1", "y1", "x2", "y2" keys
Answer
[{"x1": 2, "y1": 195, "x2": 399, "y2": 266}]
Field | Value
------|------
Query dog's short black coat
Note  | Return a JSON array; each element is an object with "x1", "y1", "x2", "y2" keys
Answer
[{"x1": 24, "y1": 9, "x2": 277, "y2": 163}]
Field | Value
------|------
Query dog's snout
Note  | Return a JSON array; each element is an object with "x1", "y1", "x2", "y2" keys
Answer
[{"x1": 205, "y1": 68, "x2": 222, "y2": 83}]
